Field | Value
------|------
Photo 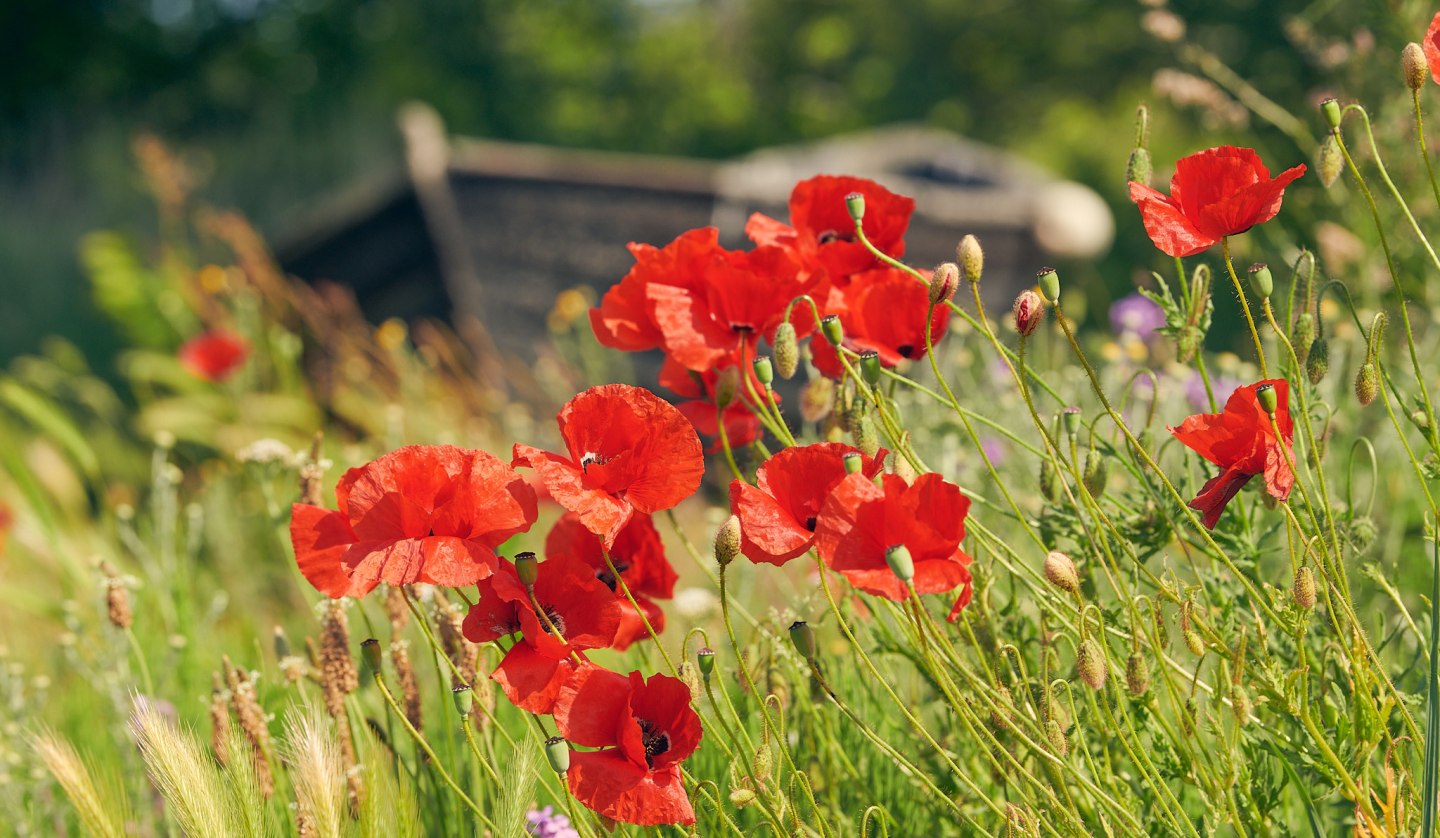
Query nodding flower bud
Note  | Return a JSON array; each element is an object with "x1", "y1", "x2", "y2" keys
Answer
[
  {"x1": 1355, "y1": 362, "x2": 1378, "y2": 406},
  {"x1": 1317, "y1": 134, "x2": 1343, "y2": 188},
  {"x1": 1046, "y1": 718, "x2": 1068, "y2": 758},
  {"x1": 1043, "y1": 551, "x2": 1080, "y2": 594},
  {"x1": 1404, "y1": 42, "x2": 1428, "y2": 91},
  {"x1": 842, "y1": 451, "x2": 863, "y2": 474},
  {"x1": 545, "y1": 736, "x2": 571, "y2": 777},
  {"x1": 1126, "y1": 146, "x2": 1153, "y2": 187},
  {"x1": 1293, "y1": 566, "x2": 1316, "y2": 609},
  {"x1": 1013, "y1": 290, "x2": 1045, "y2": 337},
  {"x1": 1255, "y1": 383, "x2": 1278, "y2": 416},
  {"x1": 1321, "y1": 97, "x2": 1342, "y2": 131},
  {"x1": 753, "y1": 355, "x2": 774, "y2": 387},
  {"x1": 859, "y1": 350, "x2": 882, "y2": 387},
  {"x1": 929, "y1": 261, "x2": 960, "y2": 304},
  {"x1": 1036, "y1": 267, "x2": 1061, "y2": 303},
  {"x1": 452, "y1": 685, "x2": 474, "y2": 718},
  {"x1": 773, "y1": 322, "x2": 799, "y2": 379},
  {"x1": 714, "y1": 366, "x2": 739, "y2": 409},
  {"x1": 1082, "y1": 449, "x2": 1107, "y2": 497},
  {"x1": 360, "y1": 638, "x2": 383, "y2": 678},
  {"x1": 697, "y1": 647, "x2": 716, "y2": 679},
  {"x1": 1061, "y1": 406, "x2": 1082, "y2": 439},
  {"x1": 957, "y1": 235, "x2": 984, "y2": 284},
  {"x1": 514, "y1": 552, "x2": 538, "y2": 587},
  {"x1": 1292, "y1": 313, "x2": 1315, "y2": 366},
  {"x1": 1413, "y1": 409, "x2": 1433, "y2": 431},
  {"x1": 789, "y1": 621, "x2": 818, "y2": 660},
  {"x1": 1247, "y1": 263, "x2": 1273, "y2": 299},
  {"x1": 844, "y1": 192, "x2": 865, "y2": 224},
  {"x1": 1126, "y1": 653, "x2": 1150, "y2": 696},
  {"x1": 885, "y1": 544, "x2": 915, "y2": 583},
  {"x1": 714, "y1": 515, "x2": 742, "y2": 568},
  {"x1": 821, "y1": 315, "x2": 844, "y2": 347},
  {"x1": 1306, "y1": 337, "x2": 1330, "y2": 384},
  {"x1": 1076, "y1": 638, "x2": 1107, "y2": 690}
]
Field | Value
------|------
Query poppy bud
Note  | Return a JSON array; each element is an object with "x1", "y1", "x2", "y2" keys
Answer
[
  {"x1": 1292, "y1": 313, "x2": 1315, "y2": 366},
  {"x1": 753, "y1": 742, "x2": 774, "y2": 781},
  {"x1": 545, "y1": 736, "x2": 571, "y2": 777},
  {"x1": 1043, "y1": 551, "x2": 1079, "y2": 594},
  {"x1": 929, "y1": 261, "x2": 959, "y2": 304},
  {"x1": 1255, "y1": 383, "x2": 1278, "y2": 416},
  {"x1": 885, "y1": 544, "x2": 915, "y2": 583},
  {"x1": 844, "y1": 191, "x2": 865, "y2": 224},
  {"x1": 273, "y1": 626, "x2": 291, "y2": 660},
  {"x1": 1125, "y1": 653, "x2": 1150, "y2": 696},
  {"x1": 753, "y1": 355, "x2": 774, "y2": 387},
  {"x1": 821, "y1": 315, "x2": 843, "y2": 347},
  {"x1": 1355, "y1": 362, "x2": 1378, "y2": 406},
  {"x1": 1293, "y1": 566, "x2": 1316, "y2": 609},
  {"x1": 853, "y1": 415, "x2": 880, "y2": 458},
  {"x1": 1321, "y1": 97, "x2": 1342, "y2": 131},
  {"x1": 1036, "y1": 267, "x2": 1060, "y2": 303},
  {"x1": 1076, "y1": 638, "x2": 1107, "y2": 690},
  {"x1": 714, "y1": 515, "x2": 742, "y2": 568},
  {"x1": 859, "y1": 350, "x2": 882, "y2": 387},
  {"x1": 1183, "y1": 624, "x2": 1205, "y2": 657},
  {"x1": 789, "y1": 620, "x2": 818, "y2": 660},
  {"x1": 773, "y1": 322, "x2": 799, "y2": 379},
  {"x1": 514, "y1": 551, "x2": 538, "y2": 587},
  {"x1": 1061, "y1": 406, "x2": 1082, "y2": 439},
  {"x1": 452, "y1": 685, "x2": 474, "y2": 718},
  {"x1": 1039, "y1": 458, "x2": 1059, "y2": 502},
  {"x1": 714, "y1": 366, "x2": 739, "y2": 409},
  {"x1": 1176, "y1": 326, "x2": 1202, "y2": 362},
  {"x1": 1013, "y1": 290, "x2": 1045, "y2": 337},
  {"x1": 1046, "y1": 718, "x2": 1068, "y2": 758},
  {"x1": 729, "y1": 788, "x2": 757, "y2": 808},
  {"x1": 360, "y1": 638, "x2": 383, "y2": 678},
  {"x1": 1404, "y1": 42, "x2": 1428, "y2": 91},
  {"x1": 1247, "y1": 263, "x2": 1273, "y2": 299},
  {"x1": 1317, "y1": 134, "x2": 1343, "y2": 188},
  {"x1": 1082, "y1": 449, "x2": 1107, "y2": 497},
  {"x1": 1413, "y1": 409, "x2": 1433, "y2": 431},
  {"x1": 842, "y1": 451, "x2": 863, "y2": 474},
  {"x1": 957, "y1": 235, "x2": 984, "y2": 284},
  {"x1": 1231, "y1": 686, "x2": 1251, "y2": 726},
  {"x1": 697, "y1": 647, "x2": 715, "y2": 680},
  {"x1": 1307, "y1": 338, "x2": 1329, "y2": 384},
  {"x1": 1126, "y1": 146, "x2": 1152, "y2": 188}
]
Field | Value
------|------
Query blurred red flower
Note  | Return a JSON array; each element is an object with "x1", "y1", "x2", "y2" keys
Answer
[
  {"x1": 729, "y1": 443, "x2": 886, "y2": 566},
  {"x1": 590, "y1": 227, "x2": 724, "y2": 355},
  {"x1": 1425, "y1": 13, "x2": 1440, "y2": 84},
  {"x1": 808, "y1": 266, "x2": 948, "y2": 379},
  {"x1": 546, "y1": 512, "x2": 677, "y2": 650},
  {"x1": 554, "y1": 666, "x2": 702, "y2": 826},
  {"x1": 1169, "y1": 379, "x2": 1294, "y2": 529},
  {"x1": 747, "y1": 175, "x2": 915, "y2": 282},
  {"x1": 179, "y1": 330, "x2": 249, "y2": 381},
  {"x1": 813, "y1": 472, "x2": 974, "y2": 602},
  {"x1": 1128, "y1": 146, "x2": 1305, "y2": 258},
  {"x1": 513, "y1": 385, "x2": 704, "y2": 549},
  {"x1": 289, "y1": 445, "x2": 537, "y2": 598}
]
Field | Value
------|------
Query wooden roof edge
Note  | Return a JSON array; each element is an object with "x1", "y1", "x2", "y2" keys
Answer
[
  {"x1": 272, "y1": 168, "x2": 415, "y2": 263},
  {"x1": 445, "y1": 136, "x2": 721, "y2": 195}
]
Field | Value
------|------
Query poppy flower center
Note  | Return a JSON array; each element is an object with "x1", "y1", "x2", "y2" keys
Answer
[
  {"x1": 804, "y1": 516, "x2": 817, "y2": 532},
  {"x1": 727, "y1": 322, "x2": 756, "y2": 334},
  {"x1": 595, "y1": 558, "x2": 630, "y2": 592},
  {"x1": 579, "y1": 452, "x2": 612, "y2": 473},
  {"x1": 816, "y1": 229, "x2": 855, "y2": 245},
  {"x1": 897, "y1": 344, "x2": 914, "y2": 358},
  {"x1": 638, "y1": 719, "x2": 671, "y2": 767},
  {"x1": 540, "y1": 608, "x2": 567, "y2": 637}
]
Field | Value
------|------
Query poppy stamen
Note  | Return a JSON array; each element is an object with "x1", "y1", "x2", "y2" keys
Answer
[{"x1": 638, "y1": 719, "x2": 671, "y2": 767}]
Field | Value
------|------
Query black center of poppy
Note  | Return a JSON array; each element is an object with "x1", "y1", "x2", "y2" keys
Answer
[
  {"x1": 541, "y1": 607, "x2": 567, "y2": 637},
  {"x1": 804, "y1": 516, "x2": 817, "y2": 532},
  {"x1": 427, "y1": 528, "x2": 435, "y2": 537},
  {"x1": 579, "y1": 453, "x2": 612, "y2": 473},
  {"x1": 638, "y1": 719, "x2": 671, "y2": 767},
  {"x1": 897, "y1": 344, "x2": 914, "y2": 358},
  {"x1": 728, "y1": 322, "x2": 755, "y2": 334},
  {"x1": 816, "y1": 229, "x2": 855, "y2": 245},
  {"x1": 595, "y1": 557, "x2": 629, "y2": 592}
]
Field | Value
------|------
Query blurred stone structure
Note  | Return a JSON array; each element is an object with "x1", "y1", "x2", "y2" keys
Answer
[{"x1": 279, "y1": 105, "x2": 1113, "y2": 363}]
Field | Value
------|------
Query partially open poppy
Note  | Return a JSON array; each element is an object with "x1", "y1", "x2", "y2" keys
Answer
[
  {"x1": 179, "y1": 329, "x2": 250, "y2": 382},
  {"x1": 746, "y1": 175, "x2": 915, "y2": 282},
  {"x1": 546, "y1": 512, "x2": 677, "y2": 650},
  {"x1": 590, "y1": 227, "x2": 723, "y2": 353},
  {"x1": 290, "y1": 445, "x2": 538, "y2": 598},
  {"x1": 513, "y1": 385, "x2": 704, "y2": 549},
  {"x1": 1169, "y1": 379, "x2": 1295, "y2": 529}
]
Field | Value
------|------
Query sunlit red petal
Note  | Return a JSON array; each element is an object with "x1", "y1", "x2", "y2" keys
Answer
[
  {"x1": 290, "y1": 504, "x2": 363, "y2": 598},
  {"x1": 567, "y1": 751, "x2": 695, "y2": 826},
  {"x1": 491, "y1": 644, "x2": 579, "y2": 714}
]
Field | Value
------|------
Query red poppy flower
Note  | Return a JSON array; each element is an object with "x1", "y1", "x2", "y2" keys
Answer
[
  {"x1": 1169, "y1": 379, "x2": 1295, "y2": 529},
  {"x1": 513, "y1": 385, "x2": 704, "y2": 549},
  {"x1": 813, "y1": 472, "x2": 974, "y2": 601},
  {"x1": 554, "y1": 666, "x2": 702, "y2": 826},
  {"x1": 729, "y1": 443, "x2": 887, "y2": 566},
  {"x1": 179, "y1": 330, "x2": 249, "y2": 381},
  {"x1": 808, "y1": 267, "x2": 949, "y2": 379},
  {"x1": 747, "y1": 175, "x2": 915, "y2": 282},
  {"x1": 546, "y1": 512, "x2": 677, "y2": 650},
  {"x1": 463, "y1": 558, "x2": 620, "y2": 712},
  {"x1": 661, "y1": 354, "x2": 773, "y2": 454},
  {"x1": 1425, "y1": 13, "x2": 1440, "y2": 84},
  {"x1": 290, "y1": 445, "x2": 538, "y2": 598},
  {"x1": 590, "y1": 228, "x2": 723, "y2": 353},
  {"x1": 1128, "y1": 147, "x2": 1306, "y2": 258}
]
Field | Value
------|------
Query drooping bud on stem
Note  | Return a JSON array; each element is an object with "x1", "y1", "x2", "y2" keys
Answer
[
  {"x1": 1076, "y1": 638, "x2": 1107, "y2": 690},
  {"x1": 1036, "y1": 267, "x2": 1061, "y2": 303},
  {"x1": 1043, "y1": 551, "x2": 1080, "y2": 594},
  {"x1": 930, "y1": 262, "x2": 959, "y2": 304},
  {"x1": 1013, "y1": 290, "x2": 1045, "y2": 337},
  {"x1": 772, "y1": 322, "x2": 799, "y2": 379},
  {"x1": 714, "y1": 515, "x2": 742, "y2": 568},
  {"x1": 1082, "y1": 448, "x2": 1107, "y2": 497},
  {"x1": 1355, "y1": 362, "x2": 1378, "y2": 406},
  {"x1": 885, "y1": 544, "x2": 915, "y2": 583},
  {"x1": 1181, "y1": 602, "x2": 1205, "y2": 657},
  {"x1": 1046, "y1": 718, "x2": 1068, "y2": 758},
  {"x1": 1292, "y1": 313, "x2": 1315, "y2": 366},
  {"x1": 1126, "y1": 147, "x2": 1152, "y2": 188},
  {"x1": 957, "y1": 235, "x2": 984, "y2": 285},
  {"x1": 789, "y1": 621, "x2": 818, "y2": 661},
  {"x1": 1317, "y1": 135, "x2": 1343, "y2": 188},
  {"x1": 1307, "y1": 338, "x2": 1330, "y2": 384},
  {"x1": 1246, "y1": 263, "x2": 1273, "y2": 299},
  {"x1": 1125, "y1": 653, "x2": 1150, "y2": 696},
  {"x1": 1293, "y1": 566, "x2": 1316, "y2": 609},
  {"x1": 1404, "y1": 42, "x2": 1428, "y2": 92},
  {"x1": 714, "y1": 366, "x2": 739, "y2": 409}
]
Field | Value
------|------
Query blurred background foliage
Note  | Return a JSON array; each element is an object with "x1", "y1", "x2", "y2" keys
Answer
[{"x1": 0, "y1": 0, "x2": 1430, "y2": 366}]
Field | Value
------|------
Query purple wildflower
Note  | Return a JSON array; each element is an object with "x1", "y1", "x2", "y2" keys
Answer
[
  {"x1": 526, "y1": 806, "x2": 581, "y2": 838},
  {"x1": 1184, "y1": 371, "x2": 1239, "y2": 410},
  {"x1": 1109, "y1": 293, "x2": 1166, "y2": 342}
]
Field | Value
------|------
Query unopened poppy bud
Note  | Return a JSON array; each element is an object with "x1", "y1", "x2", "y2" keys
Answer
[
  {"x1": 929, "y1": 262, "x2": 960, "y2": 304},
  {"x1": 1247, "y1": 263, "x2": 1273, "y2": 299},
  {"x1": 1043, "y1": 551, "x2": 1079, "y2": 594},
  {"x1": 844, "y1": 191, "x2": 865, "y2": 223},
  {"x1": 1292, "y1": 313, "x2": 1315, "y2": 366},
  {"x1": 1076, "y1": 638, "x2": 1107, "y2": 690},
  {"x1": 1126, "y1": 146, "x2": 1152, "y2": 187},
  {"x1": 1355, "y1": 362, "x2": 1378, "y2": 406},
  {"x1": 1413, "y1": 409, "x2": 1432, "y2": 431},
  {"x1": 729, "y1": 788, "x2": 757, "y2": 808},
  {"x1": 853, "y1": 415, "x2": 879, "y2": 458},
  {"x1": 859, "y1": 350, "x2": 881, "y2": 387},
  {"x1": 1317, "y1": 134, "x2": 1343, "y2": 188},
  {"x1": 1307, "y1": 338, "x2": 1329, "y2": 384},
  {"x1": 1036, "y1": 267, "x2": 1060, "y2": 303},
  {"x1": 821, "y1": 315, "x2": 843, "y2": 347},
  {"x1": 885, "y1": 544, "x2": 915, "y2": 582},
  {"x1": 1013, "y1": 290, "x2": 1045, "y2": 337},
  {"x1": 773, "y1": 322, "x2": 799, "y2": 379},
  {"x1": 452, "y1": 685, "x2": 474, "y2": 718},
  {"x1": 1126, "y1": 653, "x2": 1150, "y2": 696},
  {"x1": 714, "y1": 515, "x2": 742, "y2": 568},
  {"x1": 1082, "y1": 449, "x2": 1107, "y2": 496},
  {"x1": 1061, "y1": 406, "x2": 1082, "y2": 439},
  {"x1": 1255, "y1": 383, "x2": 1278, "y2": 416},
  {"x1": 957, "y1": 235, "x2": 984, "y2": 284},
  {"x1": 1039, "y1": 458, "x2": 1059, "y2": 502},
  {"x1": 1046, "y1": 718, "x2": 1068, "y2": 758},
  {"x1": 514, "y1": 551, "x2": 538, "y2": 587},
  {"x1": 1321, "y1": 97, "x2": 1342, "y2": 131},
  {"x1": 545, "y1": 736, "x2": 571, "y2": 777},
  {"x1": 753, "y1": 355, "x2": 774, "y2": 387},
  {"x1": 697, "y1": 647, "x2": 715, "y2": 679},
  {"x1": 1231, "y1": 686, "x2": 1251, "y2": 726},
  {"x1": 1293, "y1": 566, "x2": 1316, "y2": 609},
  {"x1": 789, "y1": 621, "x2": 817, "y2": 660},
  {"x1": 1404, "y1": 42, "x2": 1428, "y2": 91},
  {"x1": 714, "y1": 366, "x2": 739, "y2": 409},
  {"x1": 360, "y1": 638, "x2": 383, "y2": 678}
]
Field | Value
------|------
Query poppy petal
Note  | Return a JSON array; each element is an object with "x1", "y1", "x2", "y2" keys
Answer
[
  {"x1": 567, "y1": 751, "x2": 696, "y2": 826},
  {"x1": 491, "y1": 644, "x2": 579, "y2": 715},
  {"x1": 290, "y1": 504, "x2": 361, "y2": 598},
  {"x1": 1128, "y1": 182, "x2": 1216, "y2": 258}
]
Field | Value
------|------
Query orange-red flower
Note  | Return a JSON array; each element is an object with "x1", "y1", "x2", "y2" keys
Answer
[
  {"x1": 513, "y1": 385, "x2": 704, "y2": 549},
  {"x1": 1425, "y1": 13, "x2": 1440, "y2": 84},
  {"x1": 546, "y1": 512, "x2": 677, "y2": 650},
  {"x1": 289, "y1": 445, "x2": 537, "y2": 598},
  {"x1": 809, "y1": 266, "x2": 949, "y2": 379},
  {"x1": 1128, "y1": 147, "x2": 1306, "y2": 258},
  {"x1": 746, "y1": 175, "x2": 915, "y2": 282},
  {"x1": 179, "y1": 330, "x2": 249, "y2": 381},
  {"x1": 590, "y1": 227, "x2": 722, "y2": 354},
  {"x1": 1169, "y1": 379, "x2": 1294, "y2": 529}
]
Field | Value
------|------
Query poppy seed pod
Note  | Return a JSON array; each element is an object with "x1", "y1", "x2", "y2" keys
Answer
[
  {"x1": 753, "y1": 355, "x2": 774, "y2": 387},
  {"x1": 1247, "y1": 263, "x2": 1273, "y2": 299},
  {"x1": 1076, "y1": 638, "x2": 1107, "y2": 690},
  {"x1": 930, "y1": 261, "x2": 960, "y2": 304},
  {"x1": 360, "y1": 638, "x2": 383, "y2": 678},
  {"x1": 1126, "y1": 146, "x2": 1153, "y2": 188},
  {"x1": 714, "y1": 515, "x2": 742, "y2": 568},
  {"x1": 1014, "y1": 290, "x2": 1045, "y2": 337},
  {"x1": 1292, "y1": 313, "x2": 1315, "y2": 366},
  {"x1": 821, "y1": 315, "x2": 844, "y2": 347},
  {"x1": 773, "y1": 322, "x2": 799, "y2": 379},
  {"x1": 514, "y1": 551, "x2": 538, "y2": 587},
  {"x1": 842, "y1": 451, "x2": 863, "y2": 474},
  {"x1": 1404, "y1": 42, "x2": 1428, "y2": 91},
  {"x1": 1355, "y1": 362, "x2": 1378, "y2": 406},
  {"x1": 1317, "y1": 134, "x2": 1343, "y2": 188},
  {"x1": 1043, "y1": 551, "x2": 1080, "y2": 594},
  {"x1": 957, "y1": 235, "x2": 984, "y2": 284},
  {"x1": 885, "y1": 544, "x2": 916, "y2": 583},
  {"x1": 1307, "y1": 337, "x2": 1330, "y2": 384},
  {"x1": 697, "y1": 647, "x2": 715, "y2": 679},
  {"x1": 729, "y1": 788, "x2": 758, "y2": 808},
  {"x1": 1255, "y1": 383, "x2": 1278, "y2": 416},
  {"x1": 1061, "y1": 406, "x2": 1082, "y2": 439},
  {"x1": 1293, "y1": 566, "x2": 1316, "y2": 609},
  {"x1": 1126, "y1": 653, "x2": 1150, "y2": 696},
  {"x1": 844, "y1": 191, "x2": 865, "y2": 223},
  {"x1": 545, "y1": 736, "x2": 571, "y2": 777},
  {"x1": 1037, "y1": 267, "x2": 1061, "y2": 303},
  {"x1": 789, "y1": 621, "x2": 818, "y2": 660},
  {"x1": 1321, "y1": 98, "x2": 1342, "y2": 131},
  {"x1": 859, "y1": 350, "x2": 882, "y2": 387}
]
